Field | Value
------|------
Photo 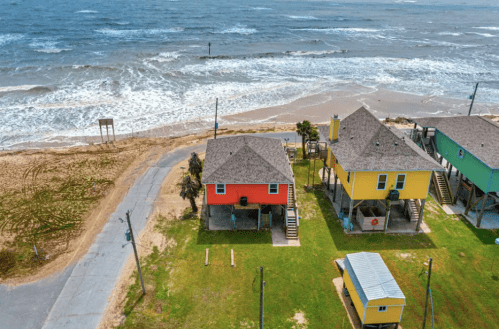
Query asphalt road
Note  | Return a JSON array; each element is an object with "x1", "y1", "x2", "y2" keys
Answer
[{"x1": 0, "y1": 132, "x2": 299, "y2": 329}]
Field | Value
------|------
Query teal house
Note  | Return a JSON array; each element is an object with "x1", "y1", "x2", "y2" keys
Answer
[{"x1": 413, "y1": 116, "x2": 499, "y2": 227}]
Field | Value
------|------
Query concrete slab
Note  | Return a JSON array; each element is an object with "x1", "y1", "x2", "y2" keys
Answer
[{"x1": 271, "y1": 225, "x2": 301, "y2": 247}]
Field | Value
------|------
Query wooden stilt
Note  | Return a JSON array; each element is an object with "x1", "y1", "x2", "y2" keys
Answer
[
  {"x1": 416, "y1": 199, "x2": 426, "y2": 232},
  {"x1": 106, "y1": 124, "x2": 110, "y2": 143},
  {"x1": 339, "y1": 183, "x2": 344, "y2": 212},
  {"x1": 476, "y1": 194, "x2": 489, "y2": 228},
  {"x1": 327, "y1": 168, "x2": 331, "y2": 191},
  {"x1": 453, "y1": 173, "x2": 463, "y2": 204},
  {"x1": 258, "y1": 207, "x2": 261, "y2": 230},
  {"x1": 347, "y1": 199, "x2": 354, "y2": 233},
  {"x1": 112, "y1": 123, "x2": 116, "y2": 141},
  {"x1": 333, "y1": 173, "x2": 338, "y2": 202},
  {"x1": 384, "y1": 199, "x2": 391, "y2": 232},
  {"x1": 447, "y1": 164, "x2": 453, "y2": 180},
  {"x1": 464, "y1": 183, "x2": 475, "y2": 215},
  {"x1": 99, "y1": 125, "x2": 104, "y2": 144}
]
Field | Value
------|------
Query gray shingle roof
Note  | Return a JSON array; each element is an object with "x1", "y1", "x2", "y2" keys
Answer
[
  {"x1": 344, "y1": 252, "x2": 406, "y2": 308},
  {"x1": 414, "y1": 116, "x2": 499, "y2": 169},
  {"x1": 318, "y1": 107, "x2": 444, "y2": 171},
  {"x1": 202, "y1": 135, "x2": 294, "y2": 184}
]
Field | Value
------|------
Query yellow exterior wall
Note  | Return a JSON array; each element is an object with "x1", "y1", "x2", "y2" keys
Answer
[
  {"x1": 364, "y1": 300, "x2": 404, "y2": 324},
  {"x1": 352, "y1": 170, "x2": 432, "y2": 200},
  {"x1": 343, "y1": 270, "x2": 365, "y2": 321}
]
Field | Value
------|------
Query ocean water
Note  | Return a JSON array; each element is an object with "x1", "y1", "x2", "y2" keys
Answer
[{"x1": 1, "y1": 0, "x2": 499, "y2": 147}]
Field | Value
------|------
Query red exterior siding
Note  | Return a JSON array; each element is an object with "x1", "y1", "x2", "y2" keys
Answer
[{"x1": 206, "y1": 184, "x2": 288, "y2": 205}]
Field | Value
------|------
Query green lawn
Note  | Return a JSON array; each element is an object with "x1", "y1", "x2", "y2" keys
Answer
[{"x1": 119, "y1": 155, "x2": 499, "y2": 329}]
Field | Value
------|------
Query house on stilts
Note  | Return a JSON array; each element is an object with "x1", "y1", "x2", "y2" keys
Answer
[
  {"x1": 318, "y1": 107, "x2": 444, "y2": 233},
  {"x1": 201, "y1": 135, "x2": 299, "y2": 239},
  {"x1": 412, "y1": 116, "x2": 499, "y2": 228}
]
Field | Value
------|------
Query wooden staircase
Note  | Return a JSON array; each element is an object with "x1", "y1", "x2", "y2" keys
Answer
[
  {"x1": 407, "y1": 199, "x2": 419, "y2": 222},
  {"x1": 433, "y1": 171, "x2": 453, "y2": 205},
  {"x1": 425, "y1": 141, "x2": 437, "y2": 161},
  {"x1": 286, "y1": 184, "x2": 299, "y2": 239}
]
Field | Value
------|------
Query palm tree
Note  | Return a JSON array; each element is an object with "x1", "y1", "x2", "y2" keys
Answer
[
  {"x1": 296, "y1": 120, "x2": 312, "y2": 159},
  {"x1": 180, "y1": 175, "x2": 199, "y2": 213},
  {"x1": 188, "y1": 152, "x2": 203, "y2": 185}
]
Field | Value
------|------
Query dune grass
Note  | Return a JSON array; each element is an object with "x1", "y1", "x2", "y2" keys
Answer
[{"x1": 120, "y1": 154, "x2": 499, "y2": 329}]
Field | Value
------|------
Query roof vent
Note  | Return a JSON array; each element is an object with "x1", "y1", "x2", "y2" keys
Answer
[
  {"x1": 481, "y1": 143, "x2": 484, "y2": 147},
  {"x1": 230, "y1": 152, "x2": 232, "y2": 155},
  {"x1": 350, "y1": 137, "x2": 354, "y2": 139},
  {"x1": 376, "y1": 141, "x2": 380, "y2": 146},
  {"x1": 394, "y1": 141, "x2": 398, "y2": 146}
]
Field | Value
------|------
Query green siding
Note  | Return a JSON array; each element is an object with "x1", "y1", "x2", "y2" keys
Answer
[
  {"x1": 434, "y1": 130, "x2": 493, "y2": 193},
  {"x1": 489, "y1": 170, "x2": 499, "y2": 193}
]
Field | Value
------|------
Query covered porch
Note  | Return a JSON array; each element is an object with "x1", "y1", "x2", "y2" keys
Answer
[
  {"x1": 205, "y1": 204, "x2": 284, "y2": 231},
  {"x1": 321, "y1": 169, "x2": 430, "y2": 234}
]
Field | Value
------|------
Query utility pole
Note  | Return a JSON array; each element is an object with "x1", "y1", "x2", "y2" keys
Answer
[
  {"x1": 468, "y1": 83, "x2": 479, "y2": 116},
  {"x1": 214, "y1": 98, "x2": 218, "y2": 139},
  {"x1": 422, "y1": 257, "x2": 433, "y2": 329},
  {"x1": 126, "y1": 211, "x2": 146, "y2": 295},
  {"x1": 259, "y1": 266, "x2": 264, "y2": 329}
]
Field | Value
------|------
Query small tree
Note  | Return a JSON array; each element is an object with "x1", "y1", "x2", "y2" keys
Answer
[
  {"x1": 180, "y1": 175, "x2": 199, "y2": 213},
  {"x1": 296, "y1": 120, "x2": 312, "y2": 159},
  {"x1": 188, "y1": 152, "x2": 203, "y2": 185}
]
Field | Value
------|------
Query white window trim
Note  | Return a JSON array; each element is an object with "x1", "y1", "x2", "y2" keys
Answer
[
  {"x1": 378, "y1": 306, "x2": 387, "y2": 312},
  {"x1": 269, "y1": 183, "x2": 279, "y2": 194},
  {"x1": 395, "y1": 174, "x2": 406, "y2": 190},
  {"x1": 216, "y1": 184, "x2": 226, "y2": 195},
  {"x1": 377, "y1": 174, "x2": 388, "y2": 190}
]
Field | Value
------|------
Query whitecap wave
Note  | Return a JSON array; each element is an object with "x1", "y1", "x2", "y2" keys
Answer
[
  {"x1": 76, "y1": 10, "x2": 98, "y2": 13},
  {"x1": 216, "y1": 25, "x2": 256, "y2": 35},
  {"x1": 252, "y1": 7, "x2": 272, "y2": 10},
  {"x1": 438, "y1": 32, "x2": 462, "y2": 36},
  {"x1": 96, "y1": 27, "x2": 184, "y2": 37},
  {"x1": 0, "y1": 33, "x2": 24, "y2": 46},
  {"x1": 294, "y1": 27, "x2": 379, "y2": 33},
  {"x1": 287, "y1": 15, "x2": 317, "y2": 20},
  {"x1": 468, "y1": 32, "x2": 496, "y2": 37},
  {"x1": 473, "y1": 27, "x2": 499, "y2": 31},
  {"x1": 35, "y1": 49, "x2": 71, "y2": 53},
  {"x1": 0, "y1": 85, "x2": 41, "y2": 92},
  {"x1": 147, "y1": 52, "x2": 181, "y2": 62},
  {"x1": 289, "y1": 50, "x2": 346, "y2": 56}
]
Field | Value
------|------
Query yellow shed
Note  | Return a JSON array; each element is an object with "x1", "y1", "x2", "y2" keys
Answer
[{"x1": 343, "y1": 252, "x2": 406, "y2": 328}]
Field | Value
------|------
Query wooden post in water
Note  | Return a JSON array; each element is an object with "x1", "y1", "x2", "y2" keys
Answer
[{"x1": 214, "y1": 98, "x2": 218, "y2": 139}]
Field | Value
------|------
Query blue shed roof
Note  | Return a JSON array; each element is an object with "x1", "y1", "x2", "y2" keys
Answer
[{"x1": 344, "y1": 252, "x2": 406, "y2": 308}]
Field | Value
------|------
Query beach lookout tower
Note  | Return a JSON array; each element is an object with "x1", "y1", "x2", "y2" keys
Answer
[
  {"x1": 412, "y1": 116, "x2": 499, "y2": 227},
  {"x1": 343, "y1": 252, "x2": 406, "y2": 329}
]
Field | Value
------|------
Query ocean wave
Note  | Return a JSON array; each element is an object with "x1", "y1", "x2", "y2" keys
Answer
[
  {"x1": 438, "y1": 32, "x2": 462, "y2": 36},
  {"x1": 35, "y1": 49, "x2": 71, "y2": 53},
  {"x1": 0, "y1": 85, "x2": 42, "y2": 92},
  {"x1": 287, "y1": 15, "x2": 317, "y2": 20},
  {"x1": 467, "y1": 32, "x2": 496, "y2": 37},
  {"x1": 96, "y1": 27, "x2": 184, "y2": 37},
  {"x1": 252, "y1": 7, "x2": 272, "y2": 10},
  {"x1": 147, "y1": 52, "x2": 181, "y2": 63},
  {"x1": 216, "y1": 25, "x2": 256, "y2": 35},
  {"x1": 289, "y1": 50, "x2": 347, "y2": 56},
  {"x1": 76, "y1": 10, "x2": 98, "y2": 13},
  {"x1": 473, "y1": 27, "x2": 499, "y2": 31},
  {"x1": 293, "y1": 28, "x2": 379, "y2": 33},
  {"x1": 0, "y1": 33, "x2": 24, "y2": 46}
]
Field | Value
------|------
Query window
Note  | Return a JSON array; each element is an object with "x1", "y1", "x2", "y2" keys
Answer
[
  {"x1": 377, "y1": 174, "x2": 387, "y2": 190},
  {"x1": 395, "y1": 174, "x2": 406, "y2": 190},
  {"x1": 347, "y1": 172, "x2": 351, "y2": 183},
  {"x1": 216, "y1": 184, "x2": 225, "y2": 195},
  {"x1": 269, "y1": 184, "x2": 279, "y2": 194},
  {"x1": 458, "y1": 148, "x2": 465, "y2": 159},
  {"x1": 378, "y1": 306, "x2": 387, "y2": 312},
  {"x1": 336, "y1": 159, "x2": 339, "y2": 164}
]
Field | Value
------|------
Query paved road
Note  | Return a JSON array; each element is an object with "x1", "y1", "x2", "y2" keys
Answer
[{"x1": 0, "y1": 132, "x2": 298, "y2": 329}]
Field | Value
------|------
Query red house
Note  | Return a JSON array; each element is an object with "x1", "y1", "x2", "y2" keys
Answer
[{"x1": 202, "y1": 136, "x2": 298, "y2": 238}]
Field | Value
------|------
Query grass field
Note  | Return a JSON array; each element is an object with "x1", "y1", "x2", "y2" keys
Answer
[{"x1": 119, "y1": 154, "x2": 499, "y2": 329}]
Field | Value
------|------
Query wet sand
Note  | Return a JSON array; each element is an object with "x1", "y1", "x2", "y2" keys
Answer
[{"x1": 6, "y1": 87, "x2": 499, "y2": 150}]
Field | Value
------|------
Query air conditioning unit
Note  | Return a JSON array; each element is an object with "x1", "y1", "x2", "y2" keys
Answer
[
  {"x1": 240, "y1": 197, "x2": 248, "y2": 206},
  {"x1": 388, "y1": 190, "x2": 399, "y2": 202}
]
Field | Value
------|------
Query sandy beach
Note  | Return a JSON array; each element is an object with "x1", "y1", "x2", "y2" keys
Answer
[{"x1": 6, "y1": 87, "x2": 499, "y2": 150}]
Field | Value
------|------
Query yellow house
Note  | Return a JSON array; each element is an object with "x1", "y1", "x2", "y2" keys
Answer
[
  {"x1": 343, "y1": 252, "x2": 406, "y2": 328},
  {"x1": 318, "y1": 107, "x2": 443, "y2": 232}
]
